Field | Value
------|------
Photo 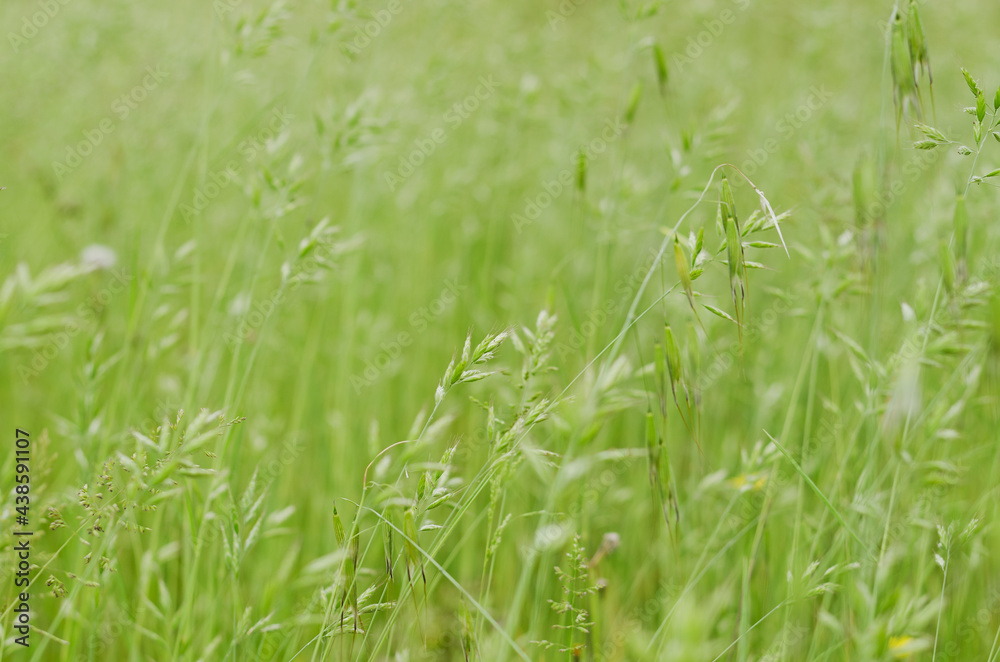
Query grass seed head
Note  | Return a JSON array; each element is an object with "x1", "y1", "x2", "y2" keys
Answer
[
  {"x1": 962, "y1": 68, "x2": 983, "y2": 99},
  {"x1": 722, "y1": 182, "x2": 747, "y2": 332},
  {"x1": 906, "y1": 0, "x2": 931, "y2": 83},
  {"x1": 653, "y1": 43, "x2": 669, "y2": 93},
  {"x1": 721, "y1": 173, "x2": 738, "y2": 229},
  {"x1": 654, "y1": 342, "x2": 667, "y2": 415},
  {"x1": 674, "y1": 234, "x2": 702, "y2": 326},
  {"x1": 891, "y1": 10, "x2": 919, "y2": 126},
  {"x1": 332, "y1": 502, "x2": 347, "y2": 547},
  {"x1": 663, "y1": 325, "x2": 682, "y2": 395},
  {"x1": 625, "y1": 81, "x2": 643, "y2": 126}
]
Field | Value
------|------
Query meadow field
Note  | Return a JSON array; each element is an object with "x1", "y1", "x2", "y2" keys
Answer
[{"x1": 3, "y1": 0, "x2": 1000, "y2": 659}]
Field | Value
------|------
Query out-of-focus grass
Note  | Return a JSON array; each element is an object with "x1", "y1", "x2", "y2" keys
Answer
[{"x1": 2, "y1": 0, "x2": 1000, "y2": 660}]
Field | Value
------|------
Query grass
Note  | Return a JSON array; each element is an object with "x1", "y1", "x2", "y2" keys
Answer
[{"x1": 3, "y1": 0, "x2": 1000, "y2": 660}]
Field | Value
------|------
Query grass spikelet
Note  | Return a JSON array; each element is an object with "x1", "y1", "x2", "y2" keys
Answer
[
  {"x1": 460, "y1": 603, "x2": 477, "y2": 661},
  {"x1": 645, "y1": 408, "x2": 679, "y2": 537},
  {"x1": 652, "y1": 43, "x2": 669, "y2": 94},
  {"x1": 625, "y1": 81, "x2": 643, "y2": 126},
  {"x1": 332, "y1": 502, "x2": 360, "y2": 630},
  {"x1": 665, "y1": 324, "x2": 699, "y2": 451},
  {"x1": 907, "y1": 0, "x2": 934, "y2": 118},
  {"x1": 961, "y1": 67, "x2": 983, "y2": 99},
  {"x1": 704, "y1": 303, "x2": 739, "y2": 325},
  {"x1": 674, "y1": 234, "x2": 704, "y2": 329},
  {"x1": 752, "y1": 187, "x2": 788, "y2": 256},
  {"x1": 532, "y1": 535, "x2": 598, "y2": 655},
  {"x1": 693, "y1": 227, "x2": 704, "y2": 270},
  {"x1": 437, "y1": 330, "x2": 509, "y2": 404},
  {"x1": 891, "y1": 8, "x2": 919, "y2": 129},
  {"x1": 721, "y1": 171, "x2": 737, "y2": 223},
  {"x1": 663, "y1": 325, "x2": 682, "y2": 405},
  {"x1": 576, "y1": 148, "x2": 587, "y2": 193},
  {"x1": 721, "y1": 174, "x2": 747, "y2": 340},
  {"x1": 654, "y1": 341, "x2": 667, "y2": 418}
]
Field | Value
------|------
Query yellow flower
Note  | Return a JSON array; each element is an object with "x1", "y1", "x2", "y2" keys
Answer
[
  {"x1": 728, "y1": 473, "x2": 768, "y2": 492},
  {"x1": 888, "y1": 635, "x2": 927, "y2": 659}
]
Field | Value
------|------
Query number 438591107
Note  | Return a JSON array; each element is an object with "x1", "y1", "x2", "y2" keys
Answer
[{"x1": 14, "y1": 429, "x2": 29, "y2": 518}]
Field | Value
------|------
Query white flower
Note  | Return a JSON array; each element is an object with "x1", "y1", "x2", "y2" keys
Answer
[
  {"x1": 80, "y1": 244, "x2": 117, "y2": 270},
  {"x1": 228, "y1": 292, "x2": 251, "y2": 317}
]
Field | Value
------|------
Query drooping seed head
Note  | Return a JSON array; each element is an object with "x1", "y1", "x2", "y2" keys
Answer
[
  {"x1": 721, "y1": 173, "x2": 738, "y2": 229},
  {"x1": 891, "y1": 10, "x2": 918, "y2": 125},
  {"x1": 906, "y1": 0, "x2": 930, "y2": 79},
  {"x1": 663, "y1": 325, "x2": 682, "y2": 393},
  {"x1": 625, "y1": 81, "x2": 642, "y2": 125},
  {"x1": 652, "y1": 44, "x2": 668, "y2": 93}
]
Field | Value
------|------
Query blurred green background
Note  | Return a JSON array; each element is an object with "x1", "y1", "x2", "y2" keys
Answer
[{"x1": 3, "y1": 0, "x2": 1000, "y2": 659}]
